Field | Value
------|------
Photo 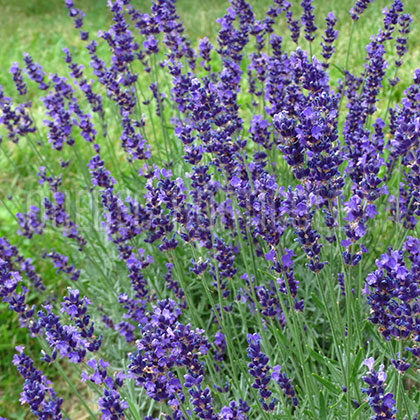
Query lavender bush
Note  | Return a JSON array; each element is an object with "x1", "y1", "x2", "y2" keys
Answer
[{"x1": 0, "y1": 0, "x2": 420, "y2": 418}]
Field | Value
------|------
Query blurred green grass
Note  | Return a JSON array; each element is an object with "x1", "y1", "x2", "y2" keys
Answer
[{"x1": 0, "y1": 0, "x2": 419, "y2": 418}]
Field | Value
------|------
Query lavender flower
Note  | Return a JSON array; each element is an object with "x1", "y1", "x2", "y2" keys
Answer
[
  {"x1": 391, "y1": 357, "x2": 410, "y2": 374},
  {"x1": 300, "y1": 0, "x2": 317, "y2": 43},
  {"x1": 0, "y1": 87, "x2": 35, "y2": 142},
  {"x1": 43, "y1": 250, "x2": 80, "y2": 281},
  {"x1": 22, "y1": 53, "x2": 50, "y2": 90},
  {"x1": 321, "y1": 12, "x2": 337, "y2": 68},
  {"x1": 64, "y1": 0, "x2": 88, "y2": 40},
  {"x1": 199, "y1": 37, "x2": 213, "y2": 71},
  {"x1": 249, "y1": 115, "x2": 271, "y2": 149},
  {"x1": 0, "y1": 260, "x2": 35, "y2": 326},
  {"x1": 362, "y1": 357, "x2": 396, "y2": 420},
  {"x1": 395, "y1": 14, "x2": 412, "y2": 67},
  {"x1": 364, "y1": 237, "x2": 420, "y2": 345},
  {"x1": 13, "y1": 346, "x2": 66, "y2": 420},
  {"x1": 382, "y1": 0, "x2": 403, "y2": 41},
  {"x1": 219, "y1": 400, "x2": 250, "y2": 420},
  {"x1": 61, "y1": 288, "x2": 102, "y2": 352},
  {"x1": 129, "y1": 299, "x2": 208, "y2": 414},
  {"x1": 272, "y1": 365, "x2": 298, "y2": 406},
  {"x1": 16, "y1": 206, "x2": 45, "y2": 239},
  {"x1": 246, "y1": 333, "x2": 276, "y2": 411},
  {"x1": 0, "y1": 237, "x2": 45, "y2": 291},
  {"x1": 187, "y1": 384, "x2": 217, "y2": 420},
  {"x1": 37, "y1": 303, "x2": 87, "y2": 363},
  {"x1": 62, "y1": 48, "x2": 105, "y2": 121},
  {"x1": 99, "y1": 388, "x2": 128, "y2": 420},
  {"x1": 283, "y1": 1, "x2": 301, "y2": 44},
  {"x1": 9, "y1": 62, "x2": 27, "y2": 96},
  {"x1": 350, "y1": 0, "x2": 374, "y2": 22}
]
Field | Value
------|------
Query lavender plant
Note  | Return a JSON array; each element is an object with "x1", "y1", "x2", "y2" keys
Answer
[{"x1": 1, "y1": 0, "x2": 420, "y2": 419}]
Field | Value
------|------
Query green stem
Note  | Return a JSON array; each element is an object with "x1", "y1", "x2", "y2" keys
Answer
[
  {"x1": 345, "y1": 22, "x2": 355, "y2": 72},
  {"x1": 314, "y1": 272, "x2": 349, "y2": 418}
]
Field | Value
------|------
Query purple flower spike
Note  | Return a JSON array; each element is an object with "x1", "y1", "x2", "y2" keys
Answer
[
  {"x1": 61, "y1": 288, "x2": 102, "y2": 352},
  {"x1": 9, "y1": 62, "x2": 27, "y2": 96},
  {"x1": 364, "y1": 237, "x2": 420, "y2": 344},
  {"x1": 362, "y1": 358, "x2": 396, "y2": 419},
  {"x1": 16, "y1": 206, "x2": 44, "y2": 239},
  {"x1": 321, "y1": 12, "x2": 337, "y2": 68},
  {"x1": 283, "y1": 1, "x2": 301, "y2": 44},
  {"x1": 300, "y1": 0, "x2": 317, "y2": 43},
  {"x1": 43, "y1": 250, "x2": 80, "y2": 282},
  {"x1": 350, "y1": 0, "x2": 374, "y2": 22},
  {"x1": 13, "y1": 346, "x2": 66, "y2": 420},
  {"x1": 395, "y1": 14, "x2": 412, "y2": 67},
  {"x1": 246, "y1": 333, "x2": 276, "y2": 411},
  {"x1": 22, "y1": 53, "x2": 50, "y2": 90},
  {"x1": 272, "y1": 365, "x2": 298, "y2": 406},
  {"x1": 219, "y1": 399, "x2": 250, "y2": 419}
]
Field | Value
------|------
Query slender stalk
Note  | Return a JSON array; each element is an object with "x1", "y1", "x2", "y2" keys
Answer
[{"x1": 345, "y1": 22, "x2": 355, "y2": 72}]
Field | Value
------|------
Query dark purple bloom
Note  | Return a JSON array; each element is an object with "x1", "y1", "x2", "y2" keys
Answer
[
  {"x1": 16, "y1": 206, "x2": 45, "y2": 239},
  {"x1": 64, "y1": 0, "x2": 88, "y2": 40},
  {"x1": 364, "y1": 237, "x2": 420, "y2": 344},
  {"x1": 0, "y1": 87, "x2": 35, "y2": 142},
  {"x1": 22, "y1": 53, "x2": 50, "y2": 90},
  {"x1": 13, "y1": 346, "x2": 66, "y2": 420},
  {"x1": 9, "y1": 62, "x2": 27, "y2": 95},
  {"x1": 321, "y1": 12, "x2": 337, "y2": 68},
  {"x1": 272, "y1": 365, "x2": 298, "y2": 406},
  {"x1": 283, "y1": 1, "x2": 301, "y2": 44},
  {"x1": 42, "y1": 189, "x2": 87, "y2": 251},
  {"x1": 129, "y1": 299, "x2": 208, "y2": 412},
  {"x1": 382, "y1": 0, "x2": 404, "y2": 41},
  {"x1": 98, "y1": 388, "x2": 128, "y2": 420},
  {"x1": 350, "y1": 0, "x2": 374, "y2": 22},
  {"x1": 0, "y1": 260, "x2": 35, "y2": 325},
  {"x1": 300, "y1": 0, "x2": 317, "y2": 43},
  {"x1": 395, "y1": 13, "x2": 412, "y2": 67},
  {"x1": 391, "y1": 357, "x2": 410, "y2": 373},
  {"x1": 213, "y1": 330, "x2": 226, "y2": 371},
  {"x1": 62, "y1": 48, "x2": 104, "y2": 121},
  {"x1": 199, "y1": 37, "x2": 213, "y2": 71},
  {"x1": 219, "y1": 399, "x2": 250, "y2": 420},
  {"x1": 43, "y1": 250, "x2": 80, "y2": 281},
  {"x1": 249, "y1": 115, "x2": 271, "y2": 149},
  {"x1": 61, "y1": 288, "x2": 102, "y2": 352},
  {"x1": 362, "y1": 357, "x2": 396, "y2": 420},
  {"x1": 0, "y1": 237, "x2": 45, "y2": 291},
  {"x1": 188, "y1": 386, "x2": 217, "y2": 419},
  {"x1": 246, "y1": 333, "x2": 276, "y2": 411}
]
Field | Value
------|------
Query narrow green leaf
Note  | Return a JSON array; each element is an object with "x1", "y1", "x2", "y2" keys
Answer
[
  {"x1": 307, "y1": 346, "x2": 327, "y2": 366},
  {"x1": 311, "y1": 292, "x2": 326, "y2": 311},
  {"x1": 364, "y1": 321, "x2": 387, "y2": 354},
  {"x1": 271, "y1": 327, "x2": 292, "y2": 352},
  {"x1": 319, "y1": 391, "x2": 327, "y2": 420},
  {"x1": 303, "y1": 409, "x2": 316, "y2": 419},
  {"x1": 312, "y1": 373, "x2": 340, "y2": 395},
  {"x1": 351, "y1": 401, "x2": 369, "y2": 419},
  {"x1": 350, "y1": 348, "x2": 364, "y2": 382}
]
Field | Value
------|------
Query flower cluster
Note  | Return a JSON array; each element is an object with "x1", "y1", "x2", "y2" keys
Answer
[
  {"x1": 1, "y1": 0, "x2": 420, "y2": 418},
  {"x1": 129, "y1": 299, "x2": 209, "y2": 417},
  {"x1": 12, "y1": 346, "x2": 66, "y2": 420},
  {"x1": 81, "y1": 358, "x2": 127, "y2": 420},
  {"x1": 364, "y1": 236, "x2": 420, "y2": 350},
  {"x1": 362, "y1": 357, "x2": 396, "y2": 420}
]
